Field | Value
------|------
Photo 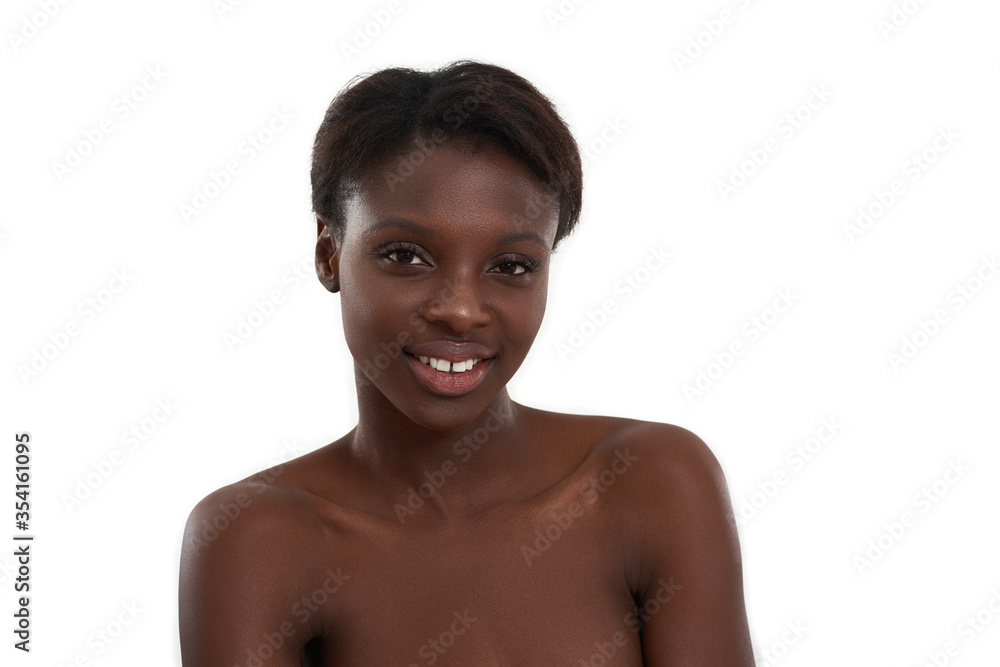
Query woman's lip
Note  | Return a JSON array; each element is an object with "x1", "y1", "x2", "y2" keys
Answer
[
  {"x1": 404, "y1": 342, "x2": 497, "y2": 363},
  {"x1": 404, "y1": 352, "x2": 493, "y2": 397}
]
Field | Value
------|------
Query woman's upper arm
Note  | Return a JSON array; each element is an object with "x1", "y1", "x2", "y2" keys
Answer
[
  {"x1": 629, "y1": 425, "x2": 755, "y2": 666},
  {"x1": 179, "y1": 485, "x2": 315, "y2": 667}
]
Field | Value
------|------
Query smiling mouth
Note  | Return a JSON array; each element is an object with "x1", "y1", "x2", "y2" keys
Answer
[
  {"x1": 405, "y1": 352, "x2": 492, "y2": 374},
  {"x1": 403, "y1": 351, "x2": 496, "y2": 397}
]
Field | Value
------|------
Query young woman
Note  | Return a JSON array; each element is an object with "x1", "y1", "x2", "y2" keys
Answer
[{"x1": 179, "y1": 60, "x2": 755, "y2": 666}]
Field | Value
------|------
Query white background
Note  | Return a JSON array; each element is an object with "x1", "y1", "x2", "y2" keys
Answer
[{"x1": 2, "y1": 0, "x2": 999, "y2": 665}]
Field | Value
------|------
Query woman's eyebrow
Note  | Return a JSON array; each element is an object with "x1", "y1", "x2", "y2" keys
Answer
[
  {"x1": 364, "y1": 215, "x2": 437, "y2": 238},
  {"x1": 364, "y1": 215, "x2": 548, "y2": 250},
  {"x1": 495, "y1": 229, "x2": 549, "y2": 251}
]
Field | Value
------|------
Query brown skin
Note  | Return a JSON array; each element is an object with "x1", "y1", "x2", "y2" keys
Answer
[{"x1": 179, "y1": 144, "x2": 755, "y2": 665}]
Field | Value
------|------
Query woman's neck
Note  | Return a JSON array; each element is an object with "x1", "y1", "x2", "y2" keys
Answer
[{"x1": 348, "y1": 379, "x2": 538, "y2": 521}]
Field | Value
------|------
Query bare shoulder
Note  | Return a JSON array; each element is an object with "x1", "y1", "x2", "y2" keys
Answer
[
  {"x1": 527, "y1": 409, "x2": 735, "y2": 557},
  {"x1": 182, "y1": 474, "x2": 316, "y2": 558},
  {"x1": 587, "y1": 418, "x2": 734, "y2": 553},
  {"x1": 179, "y1": 471, "x2": 323, "y2": 603},
  {"x1": 180, "y1": 445, "x2": 345, "y2": 582},
  {"x1": 179, "y1": 470, "x2": 330, "y2": 664},
  {"x1": 534, "y1": 407, "x2": 725, "y2": 488},
  {"x1": 606, "y1": 419, "x2": 728, "y2": 502},
  {"x1": 590, "y1": 416, "x2": 718, "y2": 460},
  {"x1": 181, "y1": 432, "x2": 354, "y2": 539},
  {"x1": 576, "y1": 416, "x2": 753, "y2": 665}
]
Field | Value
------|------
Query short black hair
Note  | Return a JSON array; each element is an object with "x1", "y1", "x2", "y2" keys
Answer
[{"x1": 310, "y1": 60, "x2": 583, "y2": 249}]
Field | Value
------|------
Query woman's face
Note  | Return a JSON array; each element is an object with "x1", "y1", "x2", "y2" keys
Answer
[{"x1": 320, "y1": 142, "x2": 560, "y2": 430}]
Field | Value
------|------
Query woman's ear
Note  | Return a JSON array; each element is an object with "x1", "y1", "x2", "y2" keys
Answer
[{"x1": 315, "y1": 218, "x2": 340, "y2": 293}]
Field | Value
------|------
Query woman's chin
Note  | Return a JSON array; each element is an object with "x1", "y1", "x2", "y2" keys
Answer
[{"x1": 395, "y1": 398, "x2": 498, "y2": 433}]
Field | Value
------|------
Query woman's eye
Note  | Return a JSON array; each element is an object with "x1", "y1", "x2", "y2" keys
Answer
[
  {"x1": 388, "y1": 249, "x2": 426, "y2": 265},
  {"x1": 496, "y1": 261, "x2": 526, "y2": 275}
]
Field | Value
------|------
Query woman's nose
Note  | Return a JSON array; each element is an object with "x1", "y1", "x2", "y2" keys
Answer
[{"x1": 420, "y1": 276, "x2": 491, "y2": 333}]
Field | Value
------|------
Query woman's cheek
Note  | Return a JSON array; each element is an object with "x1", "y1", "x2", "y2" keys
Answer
[
  {"x1": 342, "y1": 285, "x2": 418, "y2": 360},
  {"x1": 501, "y1": 287, "x2": 548, "y2": 360}
]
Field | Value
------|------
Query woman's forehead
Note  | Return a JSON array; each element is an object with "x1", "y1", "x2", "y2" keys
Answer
[{"x1": 347, "y1": 145, "x2": 559, "y2": 245}]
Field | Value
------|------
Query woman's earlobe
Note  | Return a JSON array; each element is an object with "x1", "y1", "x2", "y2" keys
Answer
[{"x1": 315, "y1": 222, "x2": 341, "y2": 293}]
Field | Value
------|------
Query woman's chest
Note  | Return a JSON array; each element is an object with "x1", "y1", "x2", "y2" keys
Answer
[{"x1": 302, "y1": 484, "x2": 645, "y2": 665}]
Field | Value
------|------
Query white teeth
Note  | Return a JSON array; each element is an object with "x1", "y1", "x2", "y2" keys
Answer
[{"x1": 413, "y1": 354, "x2": 483, "y2": 374}]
